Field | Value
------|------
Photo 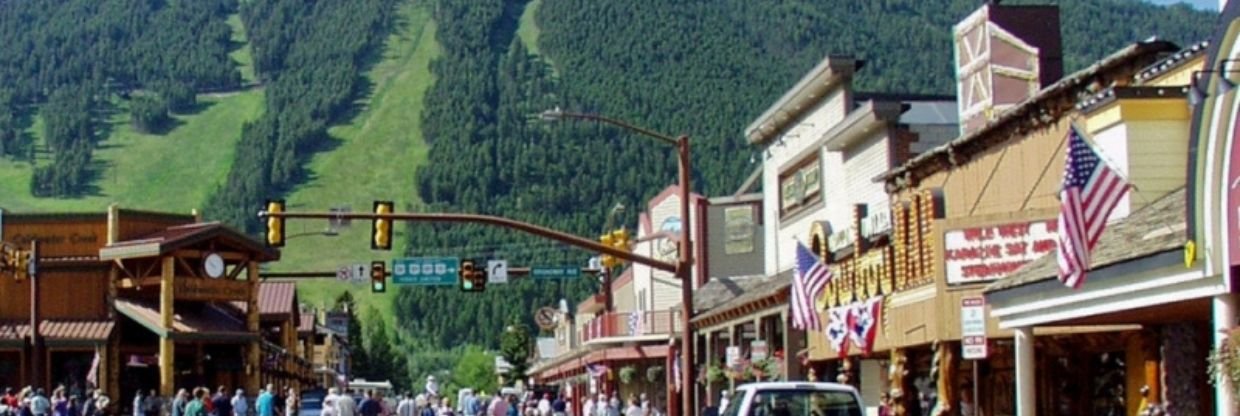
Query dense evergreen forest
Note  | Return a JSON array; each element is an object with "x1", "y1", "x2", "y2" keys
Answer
[
  {"x1": 205, "y1": 0, "x2": 397, "y2": 229},
  {"x1": 0, "y1": 0, "x2": 239, "y2": 196}
]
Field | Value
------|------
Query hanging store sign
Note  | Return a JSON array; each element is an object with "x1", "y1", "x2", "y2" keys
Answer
[{"x1": 943, "y1": 219, "x2": 1058, "y2": 284}]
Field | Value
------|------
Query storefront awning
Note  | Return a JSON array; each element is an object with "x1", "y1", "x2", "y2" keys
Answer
[
  {"x1": 0, "y1": 320, "x2": 113, "y2": 347},
  {"x1": 116, "y1": 298, "x2": 256, "y2": 342},
  {"x1": 691, "y1": 272, "x2": 790, "y2": 328}
]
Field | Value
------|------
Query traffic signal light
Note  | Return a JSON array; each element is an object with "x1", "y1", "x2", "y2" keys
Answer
[
  {"x1": 598, "y1": 228, "x2": 631, "y2": 269},
  {"x1": 371, "y1": 261, "x2": 387, "y2": 293},
  {"x1": 599, "y1": 233, "x2": 616, "y2": 269},
  {"x1": 372, "y1": 201, "x2": 394, "y2": 250},
  {"x1": 458, "y1": 259, "x2": 488, "y2": 292},
  {"x1": 265, "y1": 200, "x2": 285, "y2": 247}
]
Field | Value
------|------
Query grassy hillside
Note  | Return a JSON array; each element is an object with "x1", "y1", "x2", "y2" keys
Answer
[
  {"x1": 0, "y1": 90, "x2": 263, "y2": 213},
  {"x1": 280, "y1": 0, "x2": 441, "y2": 331}
]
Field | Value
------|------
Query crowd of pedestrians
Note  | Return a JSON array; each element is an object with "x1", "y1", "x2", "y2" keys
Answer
[
  {"x1": 127, "y1": 384, "x2": 295, "y2": 416},
  {"x1": 0, "y1": 386, "x2": 111, "y2": 416}
]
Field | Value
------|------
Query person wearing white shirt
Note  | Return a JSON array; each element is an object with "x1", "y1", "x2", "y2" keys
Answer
[
  {"x1": 232, "y1": 390, "x2": 250, "y2": 416},
  {"x1": 335, "y1": 390, "x2": 358, "y2": 416},
  {"x1": 580, "y1": 397, "x2": 593, "y2": 416},
  {"x1": 536, "y1": 395, "x2": 551, "y2": 416},
  {"x1": 397, "y1": 394, "x2": 415, "y2": 416}
]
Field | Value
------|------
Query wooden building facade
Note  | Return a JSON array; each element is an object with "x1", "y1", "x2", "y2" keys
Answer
[{"x1": 0, "y1": 205, "x2": 281, "y2": 410}]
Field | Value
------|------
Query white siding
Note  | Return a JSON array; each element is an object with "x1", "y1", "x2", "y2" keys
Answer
[
  {"x1": 763, "y1": 89, "x2": 851, "y2": 276},
  {"x1": 842, "y1": 132, "x2": 893, "y2": 224},
  {"x1": 1092, "y1": 122, "x2": 1132, "y2": 221}
]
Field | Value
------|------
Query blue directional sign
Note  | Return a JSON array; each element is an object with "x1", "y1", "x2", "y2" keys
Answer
[
  {"x1": 392, "y1": 257, "x2": 459, "y2": 285},
  {"x1": 531, "y1": 266, "x2": 580, "y2": 280}
]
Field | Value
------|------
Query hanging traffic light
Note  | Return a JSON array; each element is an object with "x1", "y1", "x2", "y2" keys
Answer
[
  {"x1": 611, "y1": 228, "x2": 630, "y2": 265},
  {"x1": 471, "y1": 267, "x2": 488, "y2": 292},
  {"x1": 459, "y1": 259, "x2": 478, "y2": 292},
  {"x1": 371, "y1": 261, "x2": 387, "y2": 293},
  {"x1": 265, "y1": 200, "x2": 285, "y2": 247},
  {"x1": 599, "y1": 233, "x2": 616, "y2": 269},
  {"x1": 372, "y1": 201, "x2": 394, "y2": 250}
]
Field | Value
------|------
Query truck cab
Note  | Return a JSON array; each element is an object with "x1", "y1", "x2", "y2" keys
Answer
[{"x1": 720, "y1": 382, "x2": 864, "y2": 416}]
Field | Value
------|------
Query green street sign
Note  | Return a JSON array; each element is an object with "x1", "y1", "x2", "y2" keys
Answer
[
  {"x1": 393, "y1": 257, "x2": 459, "y2": 285},
  {"x1": 531, "y1": 266, "x2": 579, "y2": 280}
]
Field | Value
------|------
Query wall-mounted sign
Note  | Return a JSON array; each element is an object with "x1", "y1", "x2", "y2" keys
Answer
[
  {"x1": 175, "y1": 277, "x2": 249, "y2": 301},
  {"x1": 827, "y1": 225, "x2": 854, "y2": 253},
  {"x1": 944, "y1": 219, "x2": 1058, "y2": 284},
  {"x1": 859, "y1": 204, "x2": 892, "y2": 239},
  {"x1": 724, "y1": 206, "x2": 755, "y2": 254}
]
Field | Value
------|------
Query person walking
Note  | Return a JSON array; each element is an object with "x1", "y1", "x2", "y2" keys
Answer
[
  {"x1": 396, "y1": 394, "x2": 413, "y2": 416},
  {"x1": 358, "y1": 393, "x2": 379, "y2": 416},
  {"x1": 212, "y1": 388, "x2": 231, "y2": 416},
  {"x1": 51, "y1": 388, "x2": 67, "y2": 416},
  {"x1": 485, "y1": 393, "x2": 506, "y2": 416},
  {"x1": 31, "y1": 389, "x2": 51, "y2": 416},
  {"x1": 230, "y1": 391, "x2": 248, "y2": 416},
  {"x1": 172, "y1": 390, "x2": 189, "y2": 416},
  {"x1": 622, "y1": 400, "x2": 639, "y2": 416},
  {"x1": 256, "y1": 387, "x2": 276, "y2": 416},
  {"x1": 185, "y1": 389, "x2": 208, "y2": 416},
  {"x1": 333, "y1": 391, "x2": 355, "y2": 416},
  {"x1": 141, "y1": 391, "x2": 159, "y2": 416},
  {"x1": 283, "y1": 390, "x2": 297, "y2": 416}
]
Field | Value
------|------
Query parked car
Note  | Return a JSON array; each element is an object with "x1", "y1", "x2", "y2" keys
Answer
[{"x1": 719, "y1": 382, "x2": 863, "y2": 416}]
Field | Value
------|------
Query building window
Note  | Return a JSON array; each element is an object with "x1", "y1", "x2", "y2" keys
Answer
[{"x1": 779, "y1": 155, "x2": 822, "y2": 218}]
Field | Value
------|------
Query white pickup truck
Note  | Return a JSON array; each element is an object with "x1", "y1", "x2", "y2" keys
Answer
[{"x1": 718, "y1": 382, "x2": 864, "y2": 416}]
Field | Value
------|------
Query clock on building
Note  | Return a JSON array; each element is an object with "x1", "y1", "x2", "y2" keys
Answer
[{"x1": 204, "y1": 253, "x2": 225, "y2": 278}]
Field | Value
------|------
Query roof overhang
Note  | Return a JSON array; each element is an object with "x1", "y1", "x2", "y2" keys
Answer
[
  {"x1": 745, "y1": 56, "x2": 861, "y2": 145},
  {"x1": 822, "y1": 100, "x2": 905, "y2": 152}
]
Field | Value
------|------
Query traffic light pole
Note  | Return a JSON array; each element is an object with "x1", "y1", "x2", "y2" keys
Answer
[{"x1": 262, "y1": 211, "x2": 679, "y2": 273}]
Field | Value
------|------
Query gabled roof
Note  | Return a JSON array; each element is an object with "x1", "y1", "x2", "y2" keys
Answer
[
  {"x1": 745, "y1": 56, "x2": 862, "y2": 145},
  {"x1": 876, "y1": 39, "x2": 1178, "y2": 189},
  {"x1": 986, "y1": 187, "x2": 1186, "y2": 293},
  {"x1": 231, "y1": 282, "x2": 298, "y2": 319},
  {"x1": 99, "y1": 222, "x2": 279, "y2": 261}
]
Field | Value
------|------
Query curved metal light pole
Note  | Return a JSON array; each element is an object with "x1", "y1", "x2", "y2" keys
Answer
[{"x1": 539, "y1": 108, "x2": 695, "y2": 416}]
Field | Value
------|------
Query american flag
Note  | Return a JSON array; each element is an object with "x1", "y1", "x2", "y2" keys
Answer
[
  {"x1": 792, "y1": 241, "x2": 832, "y2": 330},
  {"x1": 1057, "y1": 126, "x2": 1130, "y2": 288}
]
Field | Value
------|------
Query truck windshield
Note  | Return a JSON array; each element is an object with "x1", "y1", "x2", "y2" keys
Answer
[{"x1": 730, "y1": 389, "x2": 861, "y2": 416}]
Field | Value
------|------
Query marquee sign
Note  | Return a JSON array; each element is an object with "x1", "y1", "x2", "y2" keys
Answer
[
  {"x1": 822, "y1": 189, "x2": 942, "y2": 308},
  {"x1": 943, "y1": 219, "x2": 1058, "y2": 284}
]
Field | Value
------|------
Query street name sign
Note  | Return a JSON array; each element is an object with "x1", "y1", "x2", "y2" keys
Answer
[
  {"x1": 960, "y1": 296, "x2": 988, "y2": 360},
  {"x1": 392, "y1": 257, "x2": 459, "y2": 285},
  {"x1": 531, "y1": 266, "x2": 579, "y2": 279}
]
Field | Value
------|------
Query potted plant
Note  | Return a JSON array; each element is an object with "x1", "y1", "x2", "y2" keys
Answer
[
  {"x1": 619, "y1": 365, "x2": 638, "y2": 384},
  {"x1": 647, "y1": 365, "x2": 664, "y2": 383},
  {"x1": 706, "y1": 364, "x2": 726, "y2": 383},
  {"x1": 1209, "y1": 327, "x2": 1240, "y2": 402}
]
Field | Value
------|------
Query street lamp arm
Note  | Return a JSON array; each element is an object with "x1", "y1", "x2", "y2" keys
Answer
[
  {"x1": 540, "y1": 109, "x2": 680, "y2": 145},
  {"x1": 262, "y1": 210, "x2": 679, "y2": 273}
]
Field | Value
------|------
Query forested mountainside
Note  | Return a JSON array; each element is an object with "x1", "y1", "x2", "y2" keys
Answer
[{"x1": 0, "y1": 0, "x2": 1210, "y2": 354}]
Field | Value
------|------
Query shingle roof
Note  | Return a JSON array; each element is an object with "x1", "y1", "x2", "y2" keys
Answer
[
  {"x1": 692, "y1": 272, "x2": 791, "y2": 324},
  {"x1": 298, "y1": 313, "x2": 316, "y2": 333},
  {"x1": 691, "y1": 274, "x2": 772, "y2": 313},
  {"x1": 0, "y1": 320, "x2": 113, "y2": 342},
  {"x1": 985, "y1": 187, "x2": 1186, "y2": 292},
  {"x1": 231, "y1": 282, "x2": 298, "y2": 318}
]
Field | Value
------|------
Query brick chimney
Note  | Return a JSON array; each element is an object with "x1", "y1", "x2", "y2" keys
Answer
[{"x1": 953, "y1": 3, "x2": 1063, "y2": 135}]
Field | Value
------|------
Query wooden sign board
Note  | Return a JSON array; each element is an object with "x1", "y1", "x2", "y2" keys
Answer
[{"x1": 175, "y1": 277, "x2": 250, "y2": 301}]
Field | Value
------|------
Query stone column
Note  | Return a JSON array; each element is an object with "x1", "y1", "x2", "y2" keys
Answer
[
  {"x1": 159, "y1": 256, "x2": 176, "y2": 397},
  {"x1": 1014, "y1": 327, "x2": 1036, "y2": 416}
]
